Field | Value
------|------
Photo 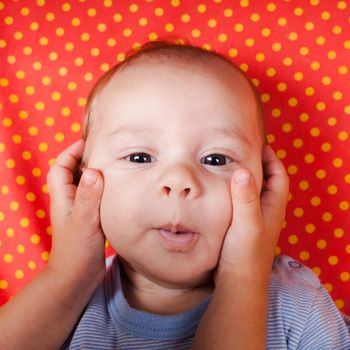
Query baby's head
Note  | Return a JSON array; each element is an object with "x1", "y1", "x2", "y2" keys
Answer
[{"x1": 82, "y1": 41, "x2": 265, "y2": 287}]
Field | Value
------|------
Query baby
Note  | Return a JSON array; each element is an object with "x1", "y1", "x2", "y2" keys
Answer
[{"x1": 1, "y1": 41, "x2": 349, "y2": 349}]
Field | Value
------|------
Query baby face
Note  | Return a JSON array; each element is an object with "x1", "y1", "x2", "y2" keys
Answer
[{"x1": 87, "y1": 61, "x2": 263, "y2": 288}]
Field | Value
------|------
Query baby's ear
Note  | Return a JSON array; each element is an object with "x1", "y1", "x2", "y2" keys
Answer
[{"x1": 73, "y1": 157, "x2": 84, "y2": 186}]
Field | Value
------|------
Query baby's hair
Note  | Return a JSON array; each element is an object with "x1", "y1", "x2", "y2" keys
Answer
[{"x1": 82, "y1": 40, "x2": 265, "y2": 164}]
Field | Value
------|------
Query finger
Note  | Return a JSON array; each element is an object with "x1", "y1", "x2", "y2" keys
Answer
[
  {"x1": 230, "y1": 168, "x2": 264, "y2": 235},
  {"x1": 261, "y1": 145, "x2": 289, "y2": 230},
  {"x1": 71, "y1": 168, "x2": 104, "y2": 231},
  {"x1": 47, "y1": 139, "x2": 85, "y2": 220}
]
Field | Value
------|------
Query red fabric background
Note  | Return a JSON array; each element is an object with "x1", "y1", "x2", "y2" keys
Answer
[{"x1": 0, "y1": 0, "x2": 349, "y2": 314}]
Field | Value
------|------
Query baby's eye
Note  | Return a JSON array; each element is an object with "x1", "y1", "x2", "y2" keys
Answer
[
  {"x1": 126, "y1": 153, "x2": 153, "y2": 163},
  {"x1": 201, "y1": 153, "x2": 232, "y2": 166}
]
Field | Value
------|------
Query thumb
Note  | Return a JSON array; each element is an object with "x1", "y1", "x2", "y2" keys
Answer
[
  {"x1": 71, "y1": 168, "x2": 104, "y2": 231},
  {"x1": 230, "y1": 168, "x2": 263, "y2": 234}
]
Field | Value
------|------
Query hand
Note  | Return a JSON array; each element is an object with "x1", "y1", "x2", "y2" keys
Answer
[
  {"x1": 47, "y1": 139, "x2": 106, "y2": 286},
  {"x1": 216, "y1": 144, "x2": 289, "y2": 284}
]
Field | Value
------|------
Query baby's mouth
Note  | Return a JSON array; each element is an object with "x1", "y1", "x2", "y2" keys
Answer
[{"x1": 155, "y1": 224, "x2": 198, "y2": 248}]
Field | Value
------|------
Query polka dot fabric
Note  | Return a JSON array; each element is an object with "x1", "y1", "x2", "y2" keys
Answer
[{"x1": 0, "y1": 0, "x2": 349, "y2": 313}]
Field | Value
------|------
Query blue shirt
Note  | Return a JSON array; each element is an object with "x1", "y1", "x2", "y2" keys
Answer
[{"x1": 62, "y1": 255, "x2": 350, "y2": 349}]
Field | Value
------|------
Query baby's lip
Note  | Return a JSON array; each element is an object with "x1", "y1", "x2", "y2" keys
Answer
[{"x1": 157, "y1": 223, "x2": 196, "y2": 234}]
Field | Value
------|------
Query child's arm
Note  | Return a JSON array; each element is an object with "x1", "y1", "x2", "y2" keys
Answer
[
  {"x1": 0, "y1": 139, "x2": 105, "y2": 350},
  {"x1": 193, "y1": 145, "x2": 289, "y2": 350}
]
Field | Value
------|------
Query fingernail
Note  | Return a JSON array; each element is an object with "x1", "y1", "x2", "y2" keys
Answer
[
  {"x1": 234, "y1": 170, "x2": 251, "y2": 184},
  {"x1": 82, "y1": 169, "x2": 97, "y2": 186}
]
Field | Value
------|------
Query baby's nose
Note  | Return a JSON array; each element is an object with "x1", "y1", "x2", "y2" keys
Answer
[{"x1": 159, "y1": 164, "x2": 201, "y2": 199}]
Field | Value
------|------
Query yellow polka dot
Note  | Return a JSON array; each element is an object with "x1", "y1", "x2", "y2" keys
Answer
[
  {"x1": 266, "y1": 134, "x2": 276, "y2": 144},
  {"x1": 51, "y1": 91, "x2": 61, "y2": 101},
  {"x1": 328, "y1": 184, "x2": 338, "y2": 195},
  {"x1": 293, "y1": 138, "x2": 303, "y2": 148},
  {"x1": 322, "y1": 212, "x2": 333, "y2": 222},
  {"x1": 9, "y1": 94, "x2": 19, "y2": 103},
  {"x1": 294, "y1": 72, "x2": 304, "y2": 81},
  {"x1": 266, "y1": 67, "x2": 276, "y2": 77},
  {"x1": 333, "y1": 158, "x2": 343, "y2": 168},
  {"x1": 277, "y1": 18, "x2": 287, "y2": 27},
  {"x1": 339, "y1": 201, "x2": 349, "y2": 211},
  {"x1": 312, "y1": 267, "x2": 321, "y2": 277},
  {"x1": 346, "y1": 245, "x2": 350, "y2": 254},
  {"x1": 28, "y1": 260, "x2": 37, "y2": 270},
  {"x1": 288, "y1": 234, "x2": 298, "y2": 244},
  {"x1": 256, "y1": 53, "x2": 265, "y2": 62},
  {"x1": 46, "y1": 12, "x2": 55, "y2": 21},
  {"x1": 276, "y1": 149, "x2": 286, "y2": 159},
  {"x1": 311, "y1": 196, "x2": 321, "y2": 206},
  {"x1": 218, "y1": 33, "x2": 228, "y2": 43},
  {"x1": 306, "y1": 225, "x2": 316, "y2": 234},
  {"x1": 0, "y1": 212, "x2": 4, "y2": 222},
  {"x1": 316, "y1": 36, "x2": 326, "y2": 45},
  {"x1": 272, "y1": 42, "x2": 282, "y2": 52},
  {"x1": 287, "y1": 165, "x2": 298, "y2": 175},
  {"x1": 261, "y1": 28, "x2": 271, "y2": 37},
  {"x1": 0, "y1": 280, "x2": 8, "y2": 290},
  {"x1": 283, "y1": 57, "x2": 293, "y2": 66},
  {"x1": 288, "y1": 32, "x2": 298, "y2": 41},
  {"x1": 334, "y1": 228, "x2": 344, "y2": 238},
  {"x1": 344, "y1": 174, "x2": 350, "y2": 184},
  {"x1": 41, "y1": 251, "x2": 50, "y2": 261},
  {"x1": 267, "y1": 2, "x2": 277, "y2": 12},
  {"x1": 16, "y1": 175, "x2": 26, "y2": 185},
  {"x1": 310, "y1": 127, "x2": 320, "y2": 137},
  {"x1": 234, "y1": 23, "x2": 244, "y2": 32},
  {"x1": 321, "y1": 76, "x2": 332, "y2": 85},
  {"x1": 304, "y1": 154, "x2": 314, "y2": 164},
  {"x1": 299, "y1": 251, "x2": 310, "y2": 261},
  {"x1": 321, "y1": 142, "x2": 332, "y2": 152},
  {"x1": 42, "y1": 76, "x2": 52, "y2": 86},
  {"x1": 328, "y1": 255, "x2": 339, "y2": 266},
  {"x1": 316, "y1": 102, "x2": 326, "y2": 111},
  {"x1": 250, "y1": 13, "x2": 260, "y2": 22},
  {"x1": 294, "y1": 207, "x2": 304, "y2": 217},
  {"x1": 9, "y1": 201, "x2": 19, "y2": 211},
  {"x1": 171, "y1": 0, "x2": 180, "y2": 6},
  {"x1": 277, "y1": 83, "x2": 287, "y2": 92},
  {"x1": 164, "y1": 23, "x2": 175, "y2": 32},
  {"x1": 154, "y1": 7, "x2": 164, "y2": 16},
  {"x1": 129, "y1": 3, "x2": 138, "y2": 12},
  {"x1": 344, "y1": 105, "x2": 350, "y2": 114},
  {"x1": 35, "y1": 101, "x2": 45, "y2": 111},
  {"x1": 197, "y1": 4, "x2": 207, "y2": 13},
  {"x1": 44, "y1": 117, "x2": 55, "y2": 127},
  {"x1": 310, "y1": 61, "x2": 320, "y2": 70},
  {"x1": 324, "y1": 283, "x2": 333, "y2": 292},
  {"x1": 305, "y1": 86, "x2": 315, "y2": 96},
  {"x1": 316, "y1": 169, "x2": 326, "y2": 179},
  {"x1": 26, "y1": 192, "x2": 36, "y2": 202},
  {"x1": 17, "y1": 244, "x2": 26, "y2": 254},
  {"x1": 191, "y1": 29, "x2": 201, "y2": 38},
  {"x1": 317, "y1": 239, "x2": 327, "y2": 249},
  {"x1": 299, "y1": 47, "x2": 309, "y2": 56},
  {"x1": 281, "y1": 123, "x2": 292, "y2": 133},
  {"x1": 42, "y1": 184, "x2": 49, "y2": 194},
  {"x1": 77, "y1": 97, "x2": 87, "y2": 107},
  {"x1": 340, "y1": 272, "x2": 350, "y2": 282},
  {"x1": 30, "y1": 234, "x2": 41, "y2": 244},
  {"x1": 327, "y1": 117, "x2": 337, "y2": 126},
  {"x1": 148, "y1": 32, "x2": 158, "y2": 41},
  {"x1": 61, "y1": 107, "x2": 71, "y2": 117},
  {"x1": 36, "y1": 209, "x2": 46, "y2": 218},
  {"x1": 6, "y1": 159, "x2": 15, "y2": 168},
  {"x1": 288, "y1": 97, "x2": 298, "y2": 107},
  {"x1": 122, "y1": 28, "x2": 132, "y2": 37},
  {"x1": 6, "y1": 228, "x2": 14, "y2": 237},
  {"x1": 38, "y1": 142, "x2": 48, "y2": 152},
  {"x1": 32, "y1": 167, "x2": 42, "y2": 177},
  {"x1": 223, "y1": 8, "x2": 233, "y2": 17},
  {"x1": 4, "y1": 16, "x2": 14, "y2": 25},
  {"x1": 344, "y1": 40, "x2": 350, "y2": 49},
  {"x1": 12, "y1": 134, "x2": 22, "y2": 144},
  {"x1": 71, "y1": 123, "x2": 81, "y2": 132},
  {"x1": 15, "y1": 270, "x2": 24, "y2": 279},
  {"x1": 338, "y1": 66, "x2": 348, "y2": 76},
  {"x1": 245, "y1": 38, "x2": 254, "y2": 47},
  {"x1": 180, "y1": 14, "x2": 190, "y2": 23},
  {"x1": 4, "y1": 254, "x2": 13, "y2": 263},
  {"x1": 54, "y1": 132, "x2": 65, "y2": 142},
  {"x1": 1, "y1": 186, "x2": 9, "y2": 195}
]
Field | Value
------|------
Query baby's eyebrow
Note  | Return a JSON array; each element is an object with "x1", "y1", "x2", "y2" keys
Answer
[
  {"x1": 107, "y1": 126, "x2": 155, "y2": 138},
  {"x1": 211, "y1": 127, "x2": 251, "y2": 146}
]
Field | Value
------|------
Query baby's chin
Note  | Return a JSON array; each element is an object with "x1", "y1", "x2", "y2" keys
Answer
[{"x1": 119, "y1": 255, "x2": 216, "y2": 290}]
